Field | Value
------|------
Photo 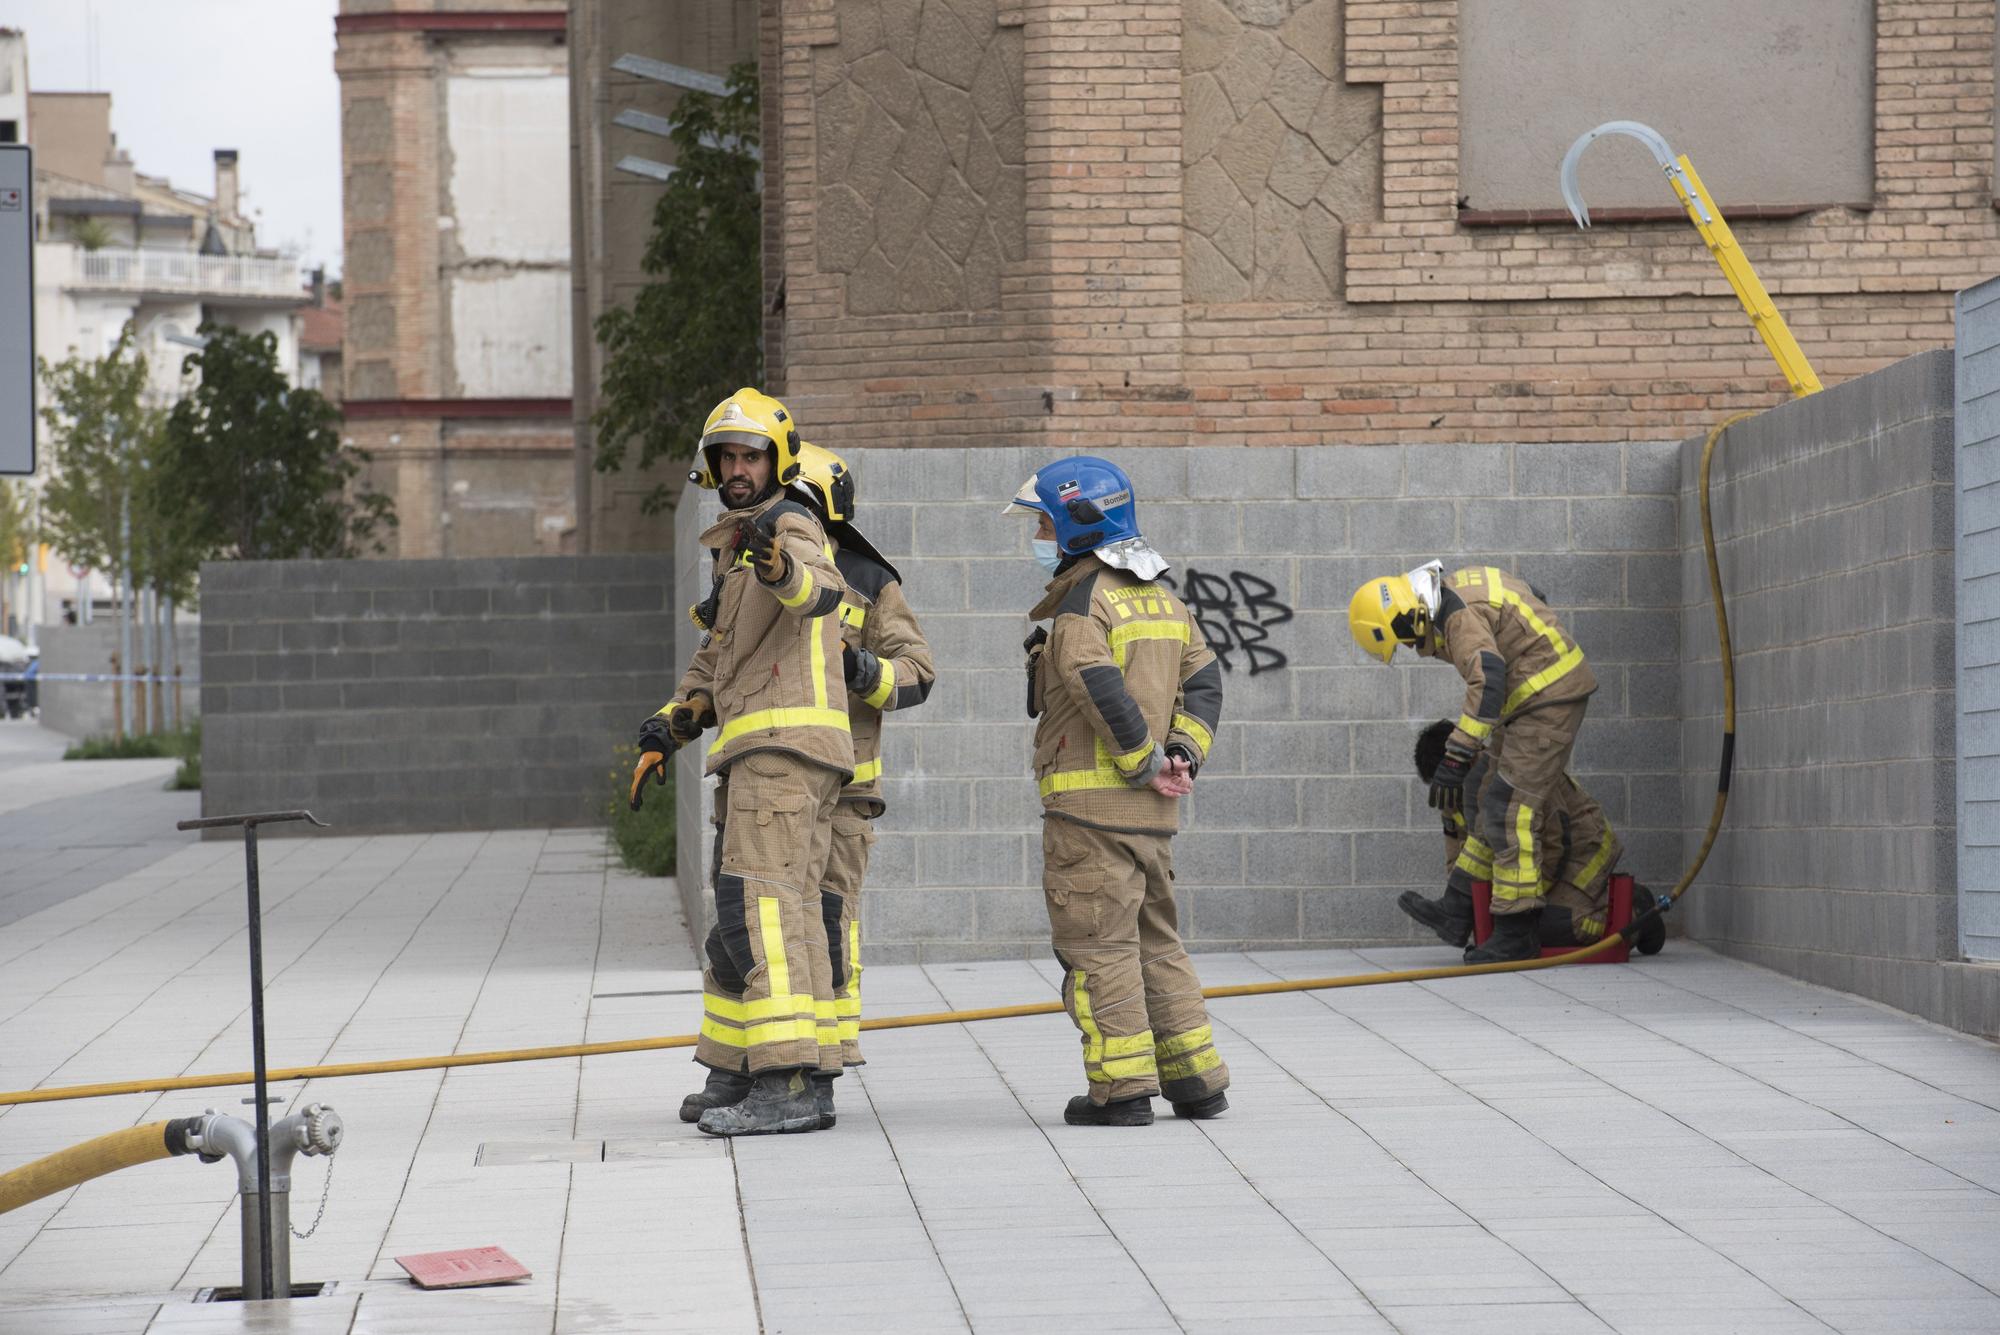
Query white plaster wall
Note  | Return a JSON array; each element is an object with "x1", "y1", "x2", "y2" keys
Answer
[
  {"x1": 448, "y1": 269, "x2": 572, "y2": 398},
  {"x1": 445, "y1": 71, "x2": 570, "y2": 263}
]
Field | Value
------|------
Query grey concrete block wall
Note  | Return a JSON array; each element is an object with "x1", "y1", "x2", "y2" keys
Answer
[
  {"x1": 201, "y1": 556, "x2": 675, "y2": 835},
  {"x1": 676, "y1": 442, "x2": 1684, "y2": 963},
  {"x1": 1957, "y1": 276, "x2": 2000, "y2": 963},
  {"x1": 35, "y1": 622, "x2": 201, "y2": 740},
  {"x1": 1680, "y1": 348, "x2": 1998, "y2": 1039}
]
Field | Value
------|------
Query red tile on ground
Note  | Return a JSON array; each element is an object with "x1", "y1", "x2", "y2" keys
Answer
[{"x1": 395, "y1": 1245, "x2": 532, "y2": 1290}]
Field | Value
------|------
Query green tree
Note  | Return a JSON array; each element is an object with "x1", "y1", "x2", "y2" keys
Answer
[
  {"x1": 37, "y1": 324, "x2": 160, "y2": 590},
  {"x1": 0, "y1": 479, "x2": 29, "y2": 573},
  {"x1": 159, "y1": 324, "x2": 395, "y2": 560},
  {"x1": 593, "y1": 60, "x2": 762, "y2": 515}
]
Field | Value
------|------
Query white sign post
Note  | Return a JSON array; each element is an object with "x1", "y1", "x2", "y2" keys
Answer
[{"x1": 1, "y1": 145, "x2": 33, "y2": 476}]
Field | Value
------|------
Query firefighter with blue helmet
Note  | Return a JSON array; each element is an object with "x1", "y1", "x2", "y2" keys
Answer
[{"x1": 1007, "y1": 456, "x2": 1231, "y2": 1126}]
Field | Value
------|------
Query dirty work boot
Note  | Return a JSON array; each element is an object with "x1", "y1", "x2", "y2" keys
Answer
[
  {"x1": 1064, "y1": 1094, "x2": 1154, "y2": 1127},
  {"x1": 1171, "y1": 1091, "x2": 1229, "y2": 1120},
  {"x1": 1631, "y1": 883, "x2": 1666, "y2": 956},
  {"x1": 1464, "y1": 906, "x2": 1544, "y2": 964},
  {"x1": 697, "y1": 1070, "x2": 822, "y2": 1137},
  {"x1": 1538, "y1": 905, "x2": 1581, "y2": 948},
  {"x1": 1398, "y1": 884, "x2": 1474, "y2": 948},
  {"x1": 813, "y1": 1073, "x2": 838, "y2": 1129},
  {"x1": 679, "y1": 1068, "x2": 753, "y2": 1124}
]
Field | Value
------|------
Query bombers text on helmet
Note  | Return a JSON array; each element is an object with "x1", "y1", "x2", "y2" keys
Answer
[
  {"x1": 789, "y1": 441, "x2": 856, "y2": 523},
  {"x1": 689, "y1": 388, "x2": 805, "y2": 492}
]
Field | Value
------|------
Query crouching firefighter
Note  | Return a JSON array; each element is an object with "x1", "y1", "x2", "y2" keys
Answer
[
  {"x1": 1349, "y1": 563, "x2": 1610, "y2": 963},
  {"x1": 628, "y1": 388, "x2": 852, "y2": 1136},
  {"x1": 1411, "y1": 720, "x2": 1664, "y2": 956},
  {"x1": 789, "y1": 442, "x2": 936, "y2": 1085},
  {"x1": 1007, "y1": 457, "x2": 1230, "y2": 1127}
]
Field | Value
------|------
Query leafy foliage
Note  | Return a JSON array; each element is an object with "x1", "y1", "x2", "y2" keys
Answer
[
  {"x1": 36, "y1": 325, "x2": 163, "y2": 588},
  {"x1": 159, "y1": 324, "x2": 395, "y2": 561},
  {"x1": 608, "y1": 743, "x2": 677, "y2": 876},
  {"x1": 593, "y1": 60, "x2": 763, "y2": 515},
  {"x1": 0, "y1": 478, "x2": 30, "y2": 572}
]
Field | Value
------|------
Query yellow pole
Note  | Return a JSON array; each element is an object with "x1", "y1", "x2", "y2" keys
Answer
[{"x1": 1666, "y1": 157, "x2": 1823, "y2": 397}]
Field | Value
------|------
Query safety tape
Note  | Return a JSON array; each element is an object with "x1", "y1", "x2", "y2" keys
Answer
[{"x1": 0, "y1": 673, "x2": 200, "y2": 684}]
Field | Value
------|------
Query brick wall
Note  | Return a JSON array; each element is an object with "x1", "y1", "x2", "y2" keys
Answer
[
  {"x1": 674, "y1": 440, "x2": 1682, "y2": 960},
  {"x1": 199, "y1": 555, "x2": 674, "y2": 834},
  {"x1": 765, "y1": 0, "x2": 2000, "y2": 454},
  {"x1": 1678, "y1": 350, "x2": 1998, "y2": 1039}
]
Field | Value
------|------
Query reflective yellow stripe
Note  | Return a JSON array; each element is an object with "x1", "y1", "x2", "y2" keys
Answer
[
  {"x1": 1454, "y1": 839, "x2": 1494, "y2": 877},
  {"x1": 707, "y1": 705, "x2": 852, "y2": 754},
  {"x1": 862, "y1": 659, "x2": 895, "y2": 710},
  {"x1": 758, "y1": 896, "x2": 792, "y2": 1013},
  {"x1": 703, "y1": 992, "x2": 749, "y2": 1022},
  {"x1": 1159, "y1": 1047, "x2": 1222, "y2": 1082},
  {"x1": 743, "y1": 992, "x2": 817, "y2": 1022},
  {"x1": 776, "y1": 565, "x2": 815, "y2": 609},
  {"x1": 1109, "y1": 739, "x2": 1154, "y2": 774},
  {"x1": 1456, "y1": 712, "x2": 1492, "y2": 741},
  {"x1": 1073, "y1": 970, "x2": 1110, "y2": 1083},
  {"x1": 1103, "y1": 1031, "x2": 1155, "y2": 1059},
  {"x1": 1109, "y1": 618, "x2": 1189, "y2": 668},
  {"x1": 1493, "y1": 802, "x2": 1540, "y2": 899},
  {"x1": 1172, "y1": 712, "x2": 1213, "y2": 755},
  {"x1": 1505, "y1": 645, "x2": 1584, "y2": 715},
  {"x1": 840, "y1": 919, "x2": 862, "y2": 1042},
  {"x1": 838, "y1": 601, "x2": 866, "y2": 629},
  {"x1": 1570, "y1": 814, "x2": 1617, "y2": 892},
  {"x1": 849, "y1": 757, "x2": 882, "y2": 785},
  {"x1": 1113, "y1": 601, "x2": 1133, "y2": 620},
  {"x1": 810, "y1": 615, "x2": 830, "y2": 711},
  {"x1": 1449, "y1": 810, "x2": 1468, "y2": 833},
  {"x1": 1101, "y1": 1053, "x2": 1158, "y2": 1080},
  {"x1": 700, "y1": 1018, "x2": 749, "y2": 1048},
  {"x1": 1155, "y1": 1025, "x2": 1212, "y2": 1059},
  {"x1": 1041, "y1": 766, "x2": 1125, "y2": 797}
]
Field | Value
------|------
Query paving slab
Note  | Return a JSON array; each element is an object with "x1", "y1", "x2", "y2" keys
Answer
[{"x1": 0, "y1": 827, "x2": 1994, "y2": 1333}]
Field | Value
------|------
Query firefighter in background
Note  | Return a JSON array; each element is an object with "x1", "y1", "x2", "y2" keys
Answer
[
  {"x1": 630, "y1": 388, "x2": 851, "y2": 1136},
  {"x1": 1410, "y1": 719, "x2": 1664, "y2": 955},
  {"x1": 787, "y1": 442, "x2": 936, "y2": 1085},
  {"x1": 1348, "y1": 562, "x2": 1608, "y2": 963},
  {"x1": 1008, "y1": 456, "x2": 1230, "y2": 1126}
]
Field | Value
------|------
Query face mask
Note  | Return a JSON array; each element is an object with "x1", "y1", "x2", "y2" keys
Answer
[{"x1": 1032, "y1": 539, "x2": 1062, "y2": 575}]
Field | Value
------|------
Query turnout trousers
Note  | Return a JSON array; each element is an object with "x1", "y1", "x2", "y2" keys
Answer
[
  {"x1": 818, "y1": 801, "x2": 875, "y2": 1066},
  {"x1": 1471, "y1": 700, "x2": 1608, "y2": 917},
  {"x1": 694, "y1": 752, "x2": 844, "y2": 1076},
  {"x1": 1042, "y1": 817, "x2": 1230, "y2": 1107}
]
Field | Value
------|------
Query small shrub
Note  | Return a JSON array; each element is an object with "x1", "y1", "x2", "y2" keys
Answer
[
  {"x1": 170, "y1": 721, "x2": 202, "y2": 790},
  {"x1": 609, "y1": 743, "x2": 676, "y2": 877}
]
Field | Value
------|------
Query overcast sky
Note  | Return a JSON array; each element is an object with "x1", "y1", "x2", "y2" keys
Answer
[{"x1": 3, "y1": 0, "x2": 344, "y2": 276}]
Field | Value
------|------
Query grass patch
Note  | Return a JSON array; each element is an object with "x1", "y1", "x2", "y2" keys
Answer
[
  {"x1": 609, "y1": 744, "x2": 676, "y2": 877},
  {"x1": 64, "y1": 722, "x2": 202, "y2": 791}
]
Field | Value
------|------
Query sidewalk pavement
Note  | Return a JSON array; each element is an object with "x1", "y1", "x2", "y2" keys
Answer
[{"x1": 0, "y1": 826, "x2": 1995, "y2": 1334}]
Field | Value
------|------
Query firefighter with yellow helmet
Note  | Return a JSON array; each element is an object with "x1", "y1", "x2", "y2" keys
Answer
[
  {"x1": 787, "y1": 441, "x2": 936, "y2": 1072},
  {"x1": 629, "y1": 388, "x2": 851, "y2": 1136},
  {"x1": 1348, "y1": 563, "x2": 1607, "y2": 963}
]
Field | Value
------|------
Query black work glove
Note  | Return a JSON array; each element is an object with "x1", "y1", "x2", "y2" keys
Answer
[
  {"x1": 1165, "y1": 742, "x2": 1201, "y2": 780},
  {"x1": 1427, "y1": 745, "x2": 1475, "y2": 814},
  {"x1": 641, "y1": 697, "x2": 706, "y2": 751},
  {"x1": 1024, "y1": 626, "x2": 1049, "y2": 719},
  {"x1": 738, "y1": 521, "x2": 786, "y2": 584},
  {"x1": 843, "y1": 644, "x2": 883, "y2": 696}
]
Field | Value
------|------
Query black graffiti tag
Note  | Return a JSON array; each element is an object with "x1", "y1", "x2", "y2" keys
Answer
[{"x1": 1160, "y1": 569, "x2": 1294, "y2": 676}]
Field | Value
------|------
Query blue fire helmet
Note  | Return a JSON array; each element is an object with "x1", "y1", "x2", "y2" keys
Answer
[{"x1": 1034, "y1": 456, "x2": 1141, "y2": 557}]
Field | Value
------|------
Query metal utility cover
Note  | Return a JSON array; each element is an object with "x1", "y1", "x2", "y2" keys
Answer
[
  {"x1": 395, "y1": 1246, "x2": 532, "y2": 1290},
  {"x1": 475, "y1": 1139, "x2": 602, "y2": 1166},
  {"x1": 0, "y1": 145, "x2": 31, "y2": 476}
]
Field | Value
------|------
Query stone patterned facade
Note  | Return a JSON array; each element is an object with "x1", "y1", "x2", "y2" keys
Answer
[
  {"x1": 756, "y1": 0, "x2": 2000, "y2": 453},
  {"x1": 1182, "y1": 0, "x2": 1378, "y2": 303},
  {"x1": 814, "y1": 1, "x2": 1026, "y2": 314}
]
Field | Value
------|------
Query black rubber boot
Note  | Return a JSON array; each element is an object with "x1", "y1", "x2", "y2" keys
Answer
[
  {"x1": 813, "y1": 1073, "x2": 837, "y2": 1129},
  {"x1": 679, "y1": 1068, "x2": 753, "y2": 1124},
  {"x1": 1171, "y1": 1091, "x2": 1229, "y2": 1120},
  {"x1": 1539, "y1": 905, "x2": 1580, "y2": 948},
  {"x1": 1632, "y1": 884, "x2": 1666, "y2": 956},
  {"x1": 1398, "y1": 884, "x2": 1474, "y2": 948},
  {"x1": 1064, "y1": 1094, "x2": 1154, "y2": 1127},
  {"x1": 1464, "y1": 906, "x2": 1545, "y2": 964},
  {"x1": 696, "y1": 1070, "x2": 822, "y2": 1137}
]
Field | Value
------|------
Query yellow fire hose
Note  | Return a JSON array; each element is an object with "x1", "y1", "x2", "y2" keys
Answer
[
  {"x1": 0, "y1": 1119, "x2": 201, "y2": 1214},
  {"x1": 0, "y1": 416, "x2": 1751, "y2": 1113}
]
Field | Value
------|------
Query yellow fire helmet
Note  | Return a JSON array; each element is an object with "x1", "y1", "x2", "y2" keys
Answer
[
  {"x1": 789, "y1": 440, "x2": 855, "y2": 523},
  {"x1": 1348, "y1": 571, "x2": 1429, "y2": 664},
  {"x1": 689, "y1": 387, "x2": 805, "y2": 490}
]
